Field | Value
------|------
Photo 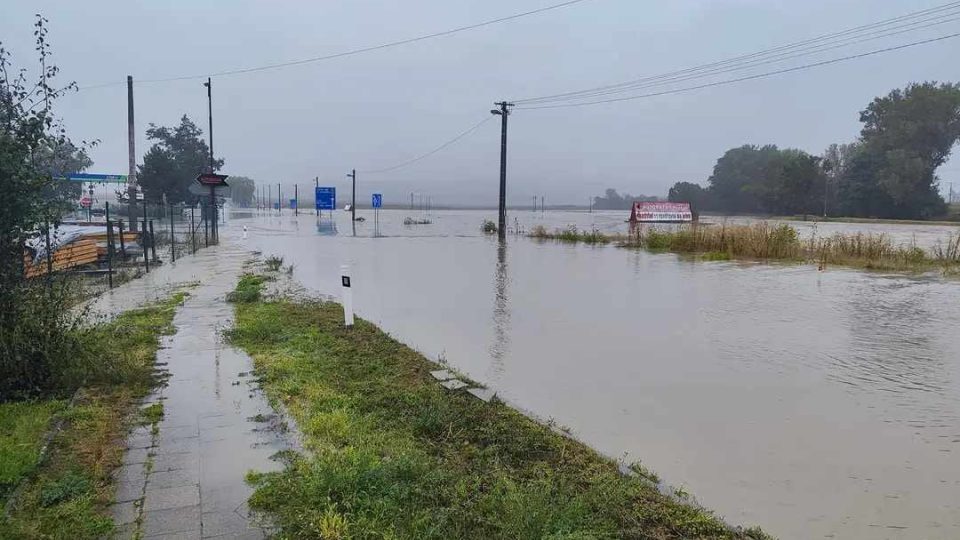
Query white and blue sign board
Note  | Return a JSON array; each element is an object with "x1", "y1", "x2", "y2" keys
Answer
[
  {"x1": 315, "y1": 187, "x2": 336, "y2": 211},
  {"x1": 372, "y1": 193, "x2": 382, "y2": 209}
]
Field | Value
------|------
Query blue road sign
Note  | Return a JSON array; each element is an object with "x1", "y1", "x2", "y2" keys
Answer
[
  {"x1": 372, "y1": 193, "x2": 382, "y2": 209},
  {"x1": 290, "y1": 198, "x2": 297, "y2": 209},
  {"x1": 316, "y1": 187, "x2": 336, "y2": 210}
]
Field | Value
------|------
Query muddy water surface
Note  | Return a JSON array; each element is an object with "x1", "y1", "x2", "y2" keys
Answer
[{"x1": 231, "y1": 209, "x2": 960, "y2": 539}]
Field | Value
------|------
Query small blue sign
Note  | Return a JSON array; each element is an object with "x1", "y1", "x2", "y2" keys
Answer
[
  {"x1": 315, "y1": 187, "x2": 336, "y2": 210},
  {"x1": 290, "y1": 198, "x2": 297, "y2": 209},
  {"x1": 372, "y1": 193, "x2": 382, "y2": 209}
]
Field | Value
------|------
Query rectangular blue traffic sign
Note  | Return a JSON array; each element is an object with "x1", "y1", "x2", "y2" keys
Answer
[
  {"x1": 315, "y1": 187, "x2": 336, "y2": 210},
  {"x1": 372, "y1": 193, "x2": 382, "y2": 209}
]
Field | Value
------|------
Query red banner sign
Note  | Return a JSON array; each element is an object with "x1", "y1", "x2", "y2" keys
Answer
[{"x1": 630, "y1": 201, "x2": 692, "y2": 223}]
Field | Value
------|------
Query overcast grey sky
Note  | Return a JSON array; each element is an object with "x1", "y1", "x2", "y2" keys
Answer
[{"x1": 3, "y1": 0, "x2": 959, "y2": 205}]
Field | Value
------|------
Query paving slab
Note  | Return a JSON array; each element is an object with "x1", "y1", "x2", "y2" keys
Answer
[
  {"x1": 430, "y1": 369, "x2": 455, "y2": 380},
  {"x1": 467, "y1": 387, "x2": 496, "y2": 402},
  {"x1": 144, "y1": 484, "x2": 201, "y2": 512},
  {"x1": 143, "y1": 504, "x2": 201, "y2": 536},
  {"x1": 440, "y1": 379, "x2": 469, "y2": 390}
]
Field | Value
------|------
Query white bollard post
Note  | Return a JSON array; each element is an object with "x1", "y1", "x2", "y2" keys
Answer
[
  {"x1": 340, "y1": 264, "x2": 354, "y2": 327},
  {"x1": 242, "y1": 225, "x2": 248, "y2": 239}
]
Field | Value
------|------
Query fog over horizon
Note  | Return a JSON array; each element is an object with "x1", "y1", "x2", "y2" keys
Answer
[{"x1": 4, "y1": 0, "x2": 959, "y2": 206}]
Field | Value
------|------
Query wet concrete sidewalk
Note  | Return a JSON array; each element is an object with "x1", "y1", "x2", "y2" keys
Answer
[{"x1": 100, "y1": 243, "x2": 294, "y2": 539}]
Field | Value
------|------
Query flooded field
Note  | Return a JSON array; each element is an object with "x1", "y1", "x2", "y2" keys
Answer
[{"x1": 230, "y1": 208, "x2": 960, "y2": 539}]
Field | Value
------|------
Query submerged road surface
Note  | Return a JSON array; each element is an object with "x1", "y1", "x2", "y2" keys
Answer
[{"x1": 230, "y1": 209, "x2": 960, "y2": 540}]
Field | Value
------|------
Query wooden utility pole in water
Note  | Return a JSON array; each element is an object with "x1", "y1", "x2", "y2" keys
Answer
[
  {"x1": 491, "y1": 102, "x2": 513, "y2": 240},
  {"x1": 127, "y1": 76, "x2": 138, "y2": 232}
]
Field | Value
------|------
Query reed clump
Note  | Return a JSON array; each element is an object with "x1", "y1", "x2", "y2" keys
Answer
[
  {"x1": 530, "y1": 224, "x2": 613, "y2": 244},
  {"x1": 528, "y1": 223, "x2": 960, "y2": 273}
]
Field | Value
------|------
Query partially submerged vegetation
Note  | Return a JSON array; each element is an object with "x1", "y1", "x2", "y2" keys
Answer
[
  {"x1": 530, "y1": 222, "x2": 960, "y2": 273},
  {"x1": 403, "y1": 217, "x2": 432, "y2": 225},
  {"x1": 227, "y1": 272, "x2": 768, "y2": 539},
  {"x1": 0, "y1": 293, "x2": 183, "y2": 539},
  {"x1": 481, "y1": 219, "x2": 498, "y2": 234}
]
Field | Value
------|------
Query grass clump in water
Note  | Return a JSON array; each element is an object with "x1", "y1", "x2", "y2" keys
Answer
[
  {"x1": 226, "y1": 275, "x2": 769, "y2": 539},
  {"x1": 265, "y1": 255, "x2": 284, "y2": 272},
  {"x1": 481, "y1": 219, "x2": 498, "y2": 234},
  {"x1": 531, "y1": 224, "x2": 611, "y2": 245}
]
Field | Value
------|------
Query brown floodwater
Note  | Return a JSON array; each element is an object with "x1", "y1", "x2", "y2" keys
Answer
[{"x1": 229, "y1": 208, "x2": 960, "y2": 539}]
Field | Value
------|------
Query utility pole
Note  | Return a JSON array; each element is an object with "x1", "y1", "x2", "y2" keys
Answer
[
  {"x1": 491, "y1": 102, "x2": 513, "y2": 240},
  {"x1": 203, "y1": 77, "x2": 217, "y2": 242},
  {"x1": 541, "y1": 196, "x2": 544, "y2": 214},
  {"x1": 315, "y1": 177, "x2": 319, "y2": 217},
  {"x1": 410, "y1": 192, "x2": 414, "y2": 210},
  {"x1": 127, "y1": 76, "x2": 138, "y2": 232},
  {"x1": 278, "y1": 183, "x2": 281, "y2": 214},
  {"x1": 294, "y1": 184, "x2": 298, "y2": 215},
  {"x1": 348, "y1": 169, "x2": 356, "y2": 222}
]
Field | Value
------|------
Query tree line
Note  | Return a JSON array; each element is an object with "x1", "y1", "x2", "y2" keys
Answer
[
  {"x1": 668, "y1": 82, "x2": 960, "y2": 220},
  {"x1": 137, "y1": 115, "x2": 256, "y2": 207}
]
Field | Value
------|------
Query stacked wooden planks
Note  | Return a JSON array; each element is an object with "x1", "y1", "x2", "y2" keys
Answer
[
  {"x1": 24, "y1": 238, "x2": 99, "y2": 278},
  {"x1": 91, "y1": 232, "x2": 139, "y2": 257}
]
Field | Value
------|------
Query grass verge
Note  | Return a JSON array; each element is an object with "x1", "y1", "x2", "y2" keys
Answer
[
  {"x1": 530, "y1": 222, "x2": 960, "y2": 274},
  {"x1": 227, "y1": 274, "x2": 769, "y2": 539},
  {"x1": 0, "y1": 292, "x2": 184, "y2": 539}
]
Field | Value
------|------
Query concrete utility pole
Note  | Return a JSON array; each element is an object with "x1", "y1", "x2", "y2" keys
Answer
[
  {"x1": 348, "y1": 170, "x2": 356, "y2": 222},
  {"x1": 491, "y1": 102, "x2": 513, "y2": 240},
  {"x1": 315, "y1": 177, "x2": 319, "y2": 217},
  {"x1": 127, "y1": 76, "x2": 138, "y2": 232},
  {"x1": 294, "y1": 184, "x2": 298, "y2": 215},
  {"x1": 203, "y1": 77, "x2": 217, "y2": 242}
]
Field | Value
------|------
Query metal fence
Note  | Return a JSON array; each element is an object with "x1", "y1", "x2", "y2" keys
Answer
[{"x1": 25, "y1": 200, "x2": 224, "y2": 290}]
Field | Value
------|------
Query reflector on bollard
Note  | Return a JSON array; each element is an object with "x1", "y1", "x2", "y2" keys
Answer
[{"x1": 340, "y1": 264, "x2": 354, "y2": 327}]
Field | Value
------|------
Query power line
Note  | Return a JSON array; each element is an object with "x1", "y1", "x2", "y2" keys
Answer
[
  {"x1": 78, "y1": 0, "x2": 595, "y2": 90},
  {"x1": 360, "y1": 116, "x2": 494, "y2": 174},
  {"x1": 516, "y1": 12, "x2": 960, "y2": 105},
  {"x1": 513, "y1": 0, "x2": 960, "y2": 105},
  {"x1": 515, "y1": 32, "x2": 960, "y2": 110}
]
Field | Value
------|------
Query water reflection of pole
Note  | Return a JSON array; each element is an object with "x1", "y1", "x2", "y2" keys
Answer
[{"x1": 489, "y1": 239, "x2": 510, "y2": 377}]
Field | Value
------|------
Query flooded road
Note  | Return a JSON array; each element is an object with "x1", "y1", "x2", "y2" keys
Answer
[{"x1": 230, "y1": 209, "x2": 960, "y2": 539}]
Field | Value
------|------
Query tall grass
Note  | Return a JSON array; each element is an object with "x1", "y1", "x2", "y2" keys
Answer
[
  {"x1": 530, "y1": 224, "x2": 612, "y2": 245},
  {"x1": 529, "y1": 223, "x2": 960, "y2": 273}
]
